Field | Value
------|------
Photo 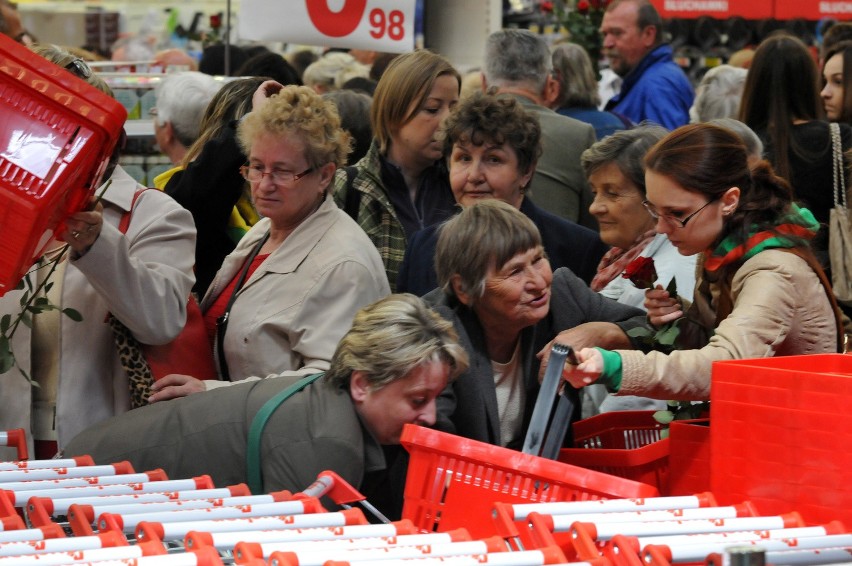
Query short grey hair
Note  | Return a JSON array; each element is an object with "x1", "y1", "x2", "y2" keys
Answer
[
  {"x1": 551, "y1": 42, "x2": 601, "y2": 109},
  {"x1": 484, "y1": 29, "x2": 552, "y2": 93},
  {"x1": 690, "y1": 65, "x2": 748, "y2": 123},
  {"x1": 325, "y1": 294, "x2": 468, "y2": 391},
  {"x1": 707, "y1": 118, "x2": 764, "y2": 161},
  {"x1": 435, "y1": 200, "x2": 542, "y2": 303},
  {"x1": 581, "y1": 124, "x2": 669, "y2": 195},
  {"x1": 154, "y1": 72, "x2": 221, "y2": 147},
  {"x1": 302, "y1": 52, "x2": 369, "y2": 92}
]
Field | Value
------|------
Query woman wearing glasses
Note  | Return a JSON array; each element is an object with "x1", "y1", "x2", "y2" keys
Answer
[
  {"x1": 561, "y1": 123, "x2": 841, "y2": 401},
  {"x1": 149, "y1": 82, "x2": 390, "y2": 402}
]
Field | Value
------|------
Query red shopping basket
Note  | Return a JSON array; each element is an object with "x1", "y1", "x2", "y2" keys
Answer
[
  {"x1": 557, "y1": 411, "x2": 670, "y2": 493},
  {"x1": 0, "y1": 33, "x2": 126, "y2": 295},
  {"x1": 400, "y1": 424, "x2": 659, "y2": 538}
]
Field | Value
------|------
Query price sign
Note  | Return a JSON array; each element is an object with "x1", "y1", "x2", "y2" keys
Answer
[{"x1": 239, "y1": 0, "x2": 416, "y2": 53}]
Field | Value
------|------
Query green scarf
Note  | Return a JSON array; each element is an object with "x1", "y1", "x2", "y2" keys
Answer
[{"x1": 703, "y1": 206, "x2": 819, "y2": 273}]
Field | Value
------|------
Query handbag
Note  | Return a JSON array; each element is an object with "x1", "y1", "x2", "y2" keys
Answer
[
  {"x1": 829, "y1": 122, "x2": 852, "y2": 307},
  {"x1": 110, "y1": 189, "x2": 218, "y2": 408}
]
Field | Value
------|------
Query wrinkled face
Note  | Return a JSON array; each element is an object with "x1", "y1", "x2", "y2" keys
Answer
[
  {"x1": 247, "y1": 132, "x2": 328, "y2": 231},
  {"x1": 351, "y1": 360, "x2": 450, "y2": 445},
  {"x1": 472, "y1": 247, "x2": 552, "y2": 336},
  {"x1": 644, "y1": 169, "x2": 727, "y2": 256},
  {"x1": 449, "y1": 138, "x2": 533, "y2": 209},
  {"x1": 599, "y1": 2, "x2": 656, "y2": 77},
  {"x1": 822, "y1": 52, "x2": 844, "y2": 121},
  {"x1": 588, "y1": 162, "x2": 655, "y2": 250},
  {"x1": 390, "y1": 74, "x2": 459, "y2": 170}
]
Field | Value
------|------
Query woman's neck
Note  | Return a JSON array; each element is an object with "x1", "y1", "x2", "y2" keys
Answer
[
  {"x1": 385, "y1": 146, "x2": 429, "y2": 200},
  {"x1": 485, "y1": 330, "x2": 521, "y2": 365}
]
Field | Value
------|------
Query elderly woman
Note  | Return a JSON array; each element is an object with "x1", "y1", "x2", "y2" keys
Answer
[
  {"x1": 564, "y1": 124, "x2": 840, "y2": 401},
  {"x1": 585, "y1": 126, "x2": 696, "y2": 309},
  {"x1": 333, "y1": 50, "x2": 460, "y2": 291},
  {"x1": 150, "y1": 83, "x2": 390, "y2": 402},
  {"x1": 427, "y1": 200, "x2": 646, "y2": 449},
  {"x1": 398, "y1": 92, "x2": 608, "y2": 295},
  {"x1": 582, "y1": 126, "x2": 697, "y2": 416},
  {"x1": 66, "y1": 294, "x2": 468, "y2": 519}
]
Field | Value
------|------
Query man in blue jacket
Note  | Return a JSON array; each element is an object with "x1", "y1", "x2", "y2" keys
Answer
[{"x1": 601, "y1": 0, "x2": 693, "y2": 129}]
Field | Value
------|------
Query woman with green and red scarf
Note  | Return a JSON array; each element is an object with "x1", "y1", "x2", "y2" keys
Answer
[{"x1": 561, "y1": 123, "x2": 842, "y2": 401}]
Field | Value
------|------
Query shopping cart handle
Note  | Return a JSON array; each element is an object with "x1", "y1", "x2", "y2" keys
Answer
[{"x1": 300, "y1": 470, "x2": 365, "y2": 505}]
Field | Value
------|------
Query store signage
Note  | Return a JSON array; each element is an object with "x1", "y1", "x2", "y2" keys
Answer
[
  {"x1": 238, "y1": 0, "x2": 416, "y2": 52},
  {"x1": 650, "y1": 0, "x2": 773, "y2": 19},
  {"x1": 775, "y1": 0, "x2": 852, "y2": 19}
]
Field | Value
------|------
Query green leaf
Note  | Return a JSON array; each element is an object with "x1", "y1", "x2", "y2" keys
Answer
[
  {"x1": 20, "y1": 312, "x2": 32, "y2": 329},
  {"x1": 14, "y1": 278, "x2": 25, "y2": 291},
  {"x1": 0, "y1": 314, "x2": 10, "y2": 333},
  {"x1": 0, "y1": 336, "x2": 14, "y2": 375},
  {"x1": 666, "y1": 277, "x2": 678, "y2": 297},
  {"x1": 19, "y1": 292, "x2": 29, "y2": 308},
  {"x1": 26, "y1": 306, "x2": 43, "y2": 315},
  {"x1": 653, "y1": 410, "x2": 675, "y2": 425},
  {"x1": 62, "y1": 308, "x2": 83, "y2": 322},
  {"x1": 660, "y1": 428, "x2": 670, "y2": 439},
  {"x1": 627, "y1": 326, "x2": 653, "y2": 338},
  {"x1": 25, "y1": 275, "x2": 33, "y2": 292},
  {"x1": 21, "y1": 367, "x2": 36, "y2": 386},
  {"x1": 656, "y1": 324, "x2": 680, "y2": 345},
  {"x1": 44, "y1": 282, "x2": 53, "y2": 294},
  {"x1": 33, "y1": 297, "x2": 49, "y2": 307}
]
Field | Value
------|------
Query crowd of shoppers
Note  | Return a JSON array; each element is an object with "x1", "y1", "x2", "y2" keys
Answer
[{"x1": 0, "y1": 0, "x2": 847, "y2": 522}]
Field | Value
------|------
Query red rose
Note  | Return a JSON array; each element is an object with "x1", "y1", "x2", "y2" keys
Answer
[
  {"x1": 541, "y1": 1, "x2": 554, "y2": 13},
  {"x1": 622, "y1": 256, "x2": 657, "y2": 289},
  {"x1": 590, "y1": 0, "x2": 602, "y2": 9},
  {"x1": 210, "y1": 13, "x2": 222, "y2": 30},
  {"x1": 577, "y1": 0, "x2": 590, "y2": 14}
]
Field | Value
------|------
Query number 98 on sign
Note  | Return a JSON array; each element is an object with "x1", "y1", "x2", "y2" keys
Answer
[{"x1": 239, "y1": 0, "x2": 417, "y2": 53}]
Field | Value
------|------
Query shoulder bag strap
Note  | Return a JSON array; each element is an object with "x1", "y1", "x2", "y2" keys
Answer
[
  {"x1": 215, "y1": 231, "x2": 270, "y2": 381},
  {"x1": 831, "y1": 122, "x2": 847, "y2": 210},
  {"x1": 246, "y1": 372, "x2": 325, "y2": 494}
]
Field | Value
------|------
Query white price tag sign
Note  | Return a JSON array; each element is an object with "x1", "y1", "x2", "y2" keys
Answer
[{"x1": 239, "y1": 0, "x2": 416, "y2": 53}]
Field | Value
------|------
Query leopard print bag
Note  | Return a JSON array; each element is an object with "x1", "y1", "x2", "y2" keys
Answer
[{"x1": 108, "y1": 314, "x2": 154, "y2": 409}]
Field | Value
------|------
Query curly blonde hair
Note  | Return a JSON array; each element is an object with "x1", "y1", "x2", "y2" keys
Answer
[{"x1": 237, "y1": 85, "x2": 351, "y2": 168}]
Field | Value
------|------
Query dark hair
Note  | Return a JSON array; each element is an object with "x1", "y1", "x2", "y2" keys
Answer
[
  {"x1": 822, "y1": 40, "x2": 852, "y2": 124},
  {"x1": 822, "y1": 22, "x2": 852, "y2": 61},
  {"x1": 644, "y1": 123, "x2": 795, "y2": 247},
  {"x1": 442, "y1": 92, "x2": 541, "y2": 176},
  {"x1": 340, "y1": 76, "x2": 377, "y2": 96},
  {"x1": 288, "y1": 49, "x2": 319, "y2": 81},
  {"x1": 235, "y1": 52, "x2": 302, "y2": 86},
  {"x1": 199, "y1": 44, "x2": 248, "y2": 76},
  {"x1": 369, "y1": 52, "x2": 399, "y2": 82},
  {"x1": 323, "y1": 89, "x2": 373, "y2": 164},
  {"x1": 740, "y1": 34, "x2": 824, "y2": 182}
]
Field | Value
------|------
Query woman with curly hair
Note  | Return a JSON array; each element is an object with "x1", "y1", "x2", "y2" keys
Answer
[{"x1": 150, "y1": 83, "x2": 390, "y2": 402}]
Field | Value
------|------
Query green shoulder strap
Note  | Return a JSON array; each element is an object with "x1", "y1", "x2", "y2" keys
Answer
[{"x1": 246, "y1": 372, "x2": 325, "y2": 494}]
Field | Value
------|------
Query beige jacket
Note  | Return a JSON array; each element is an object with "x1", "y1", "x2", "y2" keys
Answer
[
  {"x1": 201, "y1": 193, "x2": 390, "y2": 388},
  {"x1": 618, "y1": 249, "x2": 837, "y2": 400}
]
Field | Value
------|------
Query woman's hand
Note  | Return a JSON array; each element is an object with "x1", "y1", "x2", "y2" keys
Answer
[
  {"x1": 252, "y1": 80, "x2": 284, "y2": 111},
  {"x1": 644, "y1": 285, "x2": 683, "y2": 327},
  {"x1": 61, "y1": 200, "x2": 103, "y2": 255},
  {"x1": 148, "y1": 374, "x2": 206, "y2": 403},
  {"x1": 562, "y1": 348, "x2": 603, "y2": 389},
  {"x1": 537, "y1": 322, "x2": 631, "y2": 382}
]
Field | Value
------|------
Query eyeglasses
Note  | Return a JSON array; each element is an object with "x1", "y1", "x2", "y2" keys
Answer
[
  {"x1": 642, "y1": 198, "x2": 717, "y2": 228},
  {"x1": 240, "y1": 164, "x2": 314, "y2": 185},
  {"x1": 64, "y1": 58, "x2": 93, "y2": 80}
]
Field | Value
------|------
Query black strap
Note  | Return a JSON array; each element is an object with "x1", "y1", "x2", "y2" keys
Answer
[
  {"x1": 215, "y1": 231, "x2": 270, "y2": 380},
  {"x1": 342, "y1": 166, "x2": 361, "y2": 220}
]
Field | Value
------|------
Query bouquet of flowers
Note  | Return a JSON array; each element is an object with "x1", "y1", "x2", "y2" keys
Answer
[{"x1": 553, "y1": 0, "x2": 610, "y2": 72}]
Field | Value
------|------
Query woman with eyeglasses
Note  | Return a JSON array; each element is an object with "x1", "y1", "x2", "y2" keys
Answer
[
  {"x1": 148, "y1": 82, "x2": 390, "y2": 402},
  {"x1": 561, "y1": 123, "x2": 841, "y2": 401}
]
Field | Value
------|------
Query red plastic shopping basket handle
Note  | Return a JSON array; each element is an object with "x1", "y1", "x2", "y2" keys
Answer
[{"x1": 298, "y1": 470, "x2": 391, "y2": 524}]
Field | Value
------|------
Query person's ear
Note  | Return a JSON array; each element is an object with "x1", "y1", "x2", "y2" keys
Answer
[
  {"x1": 721, "y1": 186, "x2": 741, "y2": 215},
  {"x1": 640, "y1": 25, "x2": 657, "y2": 49},
  {"x1": 543, "y1": 73, "x2": 560, "y2": 108},
  {"x1": 451, "y1": 274, "x2": 474, "y2": 306},
  {"x1": 520, "y1": 163, "x2": 536, "y2": 190},
  {"x1": 349, "y1": 370, "x2": 370, "y2": 402},
  {"x1": 317, "y1": 162, "x2": 337, "y2": 190}
]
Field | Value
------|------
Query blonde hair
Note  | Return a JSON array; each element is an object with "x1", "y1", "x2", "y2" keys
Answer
[
  {"x1": 237, "y1": 85, "x2": 351, "y2": 168},
  {"x1": 371, "y1": 50, "x2": 460, "y2": 154},
  {"x1": 326, "y1": 294, "x2": 468, "y2": 390},
  {"x1": 30, "y1": 43, "x2": 112, "y2": 97}
]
